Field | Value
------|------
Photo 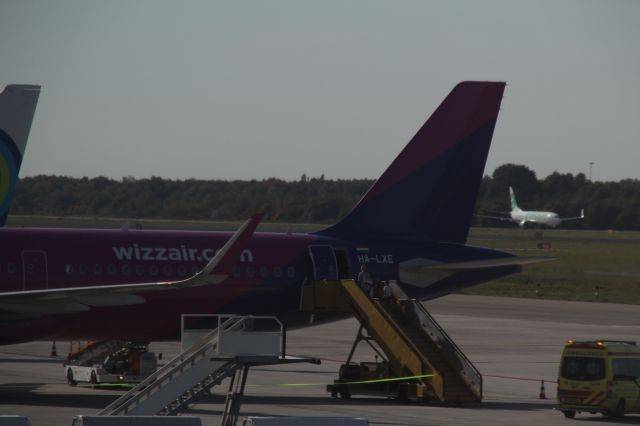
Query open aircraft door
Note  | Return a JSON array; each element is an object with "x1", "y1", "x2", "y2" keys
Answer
[{"x1": 308, "y1": 245, "x2": 338, "y2": 280}]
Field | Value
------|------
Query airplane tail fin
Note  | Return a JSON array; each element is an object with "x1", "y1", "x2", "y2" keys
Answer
[
  {"x1": 318, "y1": 81, "x2": 505, "y2": 243},
  {"x1": 509, "y1": 186, "x2": 520, "y2": 211},
  {"x1": 0, "y1": 84, "x2": 41, "y2": 226}
]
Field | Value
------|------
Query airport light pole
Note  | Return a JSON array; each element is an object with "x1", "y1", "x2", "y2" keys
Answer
[{"x1": 589, "y1": 162, "x2": 594, "y2": 181}]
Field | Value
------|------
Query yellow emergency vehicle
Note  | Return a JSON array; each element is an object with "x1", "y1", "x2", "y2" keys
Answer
[{"x1": 557, "y1": 340, "x2": 640, "y2": 419}]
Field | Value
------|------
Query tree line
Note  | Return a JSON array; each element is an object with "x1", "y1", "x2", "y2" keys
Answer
[{"x1": 12, "y1": 165, "x2": 640, "y2": 230}]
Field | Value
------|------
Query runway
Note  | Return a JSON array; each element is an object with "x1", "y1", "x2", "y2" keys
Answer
[{"x1": 2, "y1": 294, "x2": 640, "y2": 425}]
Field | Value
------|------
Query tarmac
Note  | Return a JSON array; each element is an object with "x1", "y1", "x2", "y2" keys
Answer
[{"x1": 2, "y1": 294, "x2": 640, "y2": 426}]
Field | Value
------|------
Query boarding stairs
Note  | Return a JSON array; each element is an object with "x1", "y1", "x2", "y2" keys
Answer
[
  {"x1": 67, "y1": 340, "x2": 127, "y2": 365},
  {"x1": 302, "y1": 279, "x2": 482, "y2": 403},
  {"x1": 98, "y1": 315, "x2": 285, "y2": 417},
  {"x1": 381, "y1": 281, "x2": 481, "y2": 402}
]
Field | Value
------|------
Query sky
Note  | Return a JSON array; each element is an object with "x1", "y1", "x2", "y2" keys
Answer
[{"x1": 1, "y1": 0, "x2": 639, "y2": 182}]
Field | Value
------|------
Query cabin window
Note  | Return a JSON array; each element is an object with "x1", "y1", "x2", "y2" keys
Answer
[
  {"x1": 233, "y1": 265, "x2": 243, "y2": 278},
  {"x1": 246, "y1": 266, "x2": 256, "y2": 278},
  {"x1": 107, "y1": 264, "x2": 117, "y2": 275},
  {"x1": 177, "y1": 265, "x2": 187, "y2": 276},
  {"x1": 273, "y1": 266, "x2": 283, "y2": 278},
  {"x1": 287, "y1": 266, "x2": 296, "y2": 278},
  {"x1": 93, "y1": 264, "x2": 103, "y2": 275},
  {"x1": 163, "y1": 265, "x2": 172, "y2": 277},
  {"x1": 121, "y1": 264, "x2": 131, "y2": 276},
  {"x1": 149, "y1": 265, "x2": 158, "y2": 276},
  {"x1": 135, "y1": 265, "x2": 145, "y2": 276},
  {"x1": 7, "y1": 263, "x2": 17, "y2": 274},
  {"x1": 191, "y1": 265, "x2": 200, "y2": 275},
  {"x1": 65, "y1": 264, "x2": 74, "y2": 274},
  {"x1": 79, "y1": 264, "x2": 88, "y2": 275},
  {"x1": 260, "y1": 266, "x2": 270, "y2": 278}
]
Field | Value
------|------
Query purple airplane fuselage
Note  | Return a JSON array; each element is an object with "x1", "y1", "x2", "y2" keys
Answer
[{"x1": 0, "y1": 227, "x2": 518, "y2": 344}]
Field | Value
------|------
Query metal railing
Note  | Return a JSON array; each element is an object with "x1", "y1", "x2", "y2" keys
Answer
[
  {"x1": 388, "y1": 281, "x2": 482, "y2": 399},
  {"x1": 99, "y1": 315, "x2": 284, "y2": 416}
]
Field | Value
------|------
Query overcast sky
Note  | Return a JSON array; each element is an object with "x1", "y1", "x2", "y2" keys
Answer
[{"x1": 2, "y1": 0, "x2": 639, "y2": 182}]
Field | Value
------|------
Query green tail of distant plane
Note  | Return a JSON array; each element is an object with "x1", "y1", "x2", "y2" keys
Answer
[{"x1": 509, "y1": 186, "x2": 520, "y2": 212}]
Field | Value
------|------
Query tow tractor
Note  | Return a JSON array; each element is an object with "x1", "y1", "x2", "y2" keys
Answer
[
  {"x1": 65, "y1": 341, "x2": 157, "y2": 386},
  {"x1": 327, "y1": 360, "x2": 430, "y2": 402}
]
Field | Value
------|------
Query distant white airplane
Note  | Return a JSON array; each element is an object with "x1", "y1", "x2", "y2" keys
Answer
[{"x1": 478, "y1": 186, "x2": 585, "y2": 228}]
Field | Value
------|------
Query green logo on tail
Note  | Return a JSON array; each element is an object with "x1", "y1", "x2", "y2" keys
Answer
[{"x1": 509, "y1": 187, "x2": 519, "y2": 211}]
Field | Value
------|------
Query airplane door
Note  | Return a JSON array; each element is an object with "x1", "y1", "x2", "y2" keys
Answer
[
  {"x1": 308, "y1": 245, "x2": 338, "y2": 280},
  {"x1": 21, "y1": 250, "x2": 48, "y2": 290}
]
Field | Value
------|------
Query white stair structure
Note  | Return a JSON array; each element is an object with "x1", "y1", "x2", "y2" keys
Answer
[{"x1": 98, "y1": 315, "x2": 286, "y2": 417}]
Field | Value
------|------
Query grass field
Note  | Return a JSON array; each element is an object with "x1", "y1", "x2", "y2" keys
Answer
[
  {"x1": 465, "y1": 227, "x2": 640, "y2": 304},
  {"x1": 8, "y1": 215, "x2": 640, "y2": 305}
]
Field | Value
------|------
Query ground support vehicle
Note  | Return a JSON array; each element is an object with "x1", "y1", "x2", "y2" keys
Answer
[
  {"x1": 327, "y1": 361, "x2": 431, "y2": 402},
  {"x1": 557, "y1": 340, "x2": 640, "y2": 418},
  {"x1": 65, "y1": 342, "x2": 157, "y2": 386}
]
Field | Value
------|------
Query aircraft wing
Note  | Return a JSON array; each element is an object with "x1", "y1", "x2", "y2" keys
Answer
[
  {"x1": 0, "y1": 214, "x2": 262, "y2": 319},
  {"x1": 560, "y1": 209, "x2": 585, "y2": 222},
  {"x1": 474, "y1": 213, "x2": 515, "y2": 223}
]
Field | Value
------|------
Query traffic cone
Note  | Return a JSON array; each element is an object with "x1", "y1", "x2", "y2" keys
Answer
[{"x1": 539, "y1": 379, "x2": 546, "y2": 399}]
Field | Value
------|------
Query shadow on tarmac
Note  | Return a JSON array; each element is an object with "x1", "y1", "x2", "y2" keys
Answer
[
  {"x1": 189, "y1": 394, "x2": 558, "y2": 410},
  {"x1": 0, "y1": 358, "x2": 64, "y2": 364},
  {"x1": 480, "y1": 400, "x2": 556, "y2": 411},
  {"x1": 186, "y1": 407, "x2": 426, "y2": 426},
  {"x1": 0, "y1": 383, "x2": 118, "y2": 409},
  {"x1": 3, "y1": 384, "x2": 639, "y2": 424}
]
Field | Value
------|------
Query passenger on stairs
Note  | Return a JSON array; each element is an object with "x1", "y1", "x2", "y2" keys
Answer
[
  {"x1": 382, "y1": 281, "x2": 392, "y2": 300},
  {"x1": 357, "y1": 264, "x2": 374, "y2": 298}
]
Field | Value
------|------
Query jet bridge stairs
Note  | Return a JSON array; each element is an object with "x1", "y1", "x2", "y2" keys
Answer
[{"x1": 301, "y1": 279, "x2": 482, "y2": 403}]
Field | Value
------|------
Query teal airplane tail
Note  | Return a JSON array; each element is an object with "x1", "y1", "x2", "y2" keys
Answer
[
  {"x1": 508, "y1": 186, "x2": 520, "y2": 212},
  {"x1": 0, "y1": 84, "x2": 41, "y2": 225}
]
